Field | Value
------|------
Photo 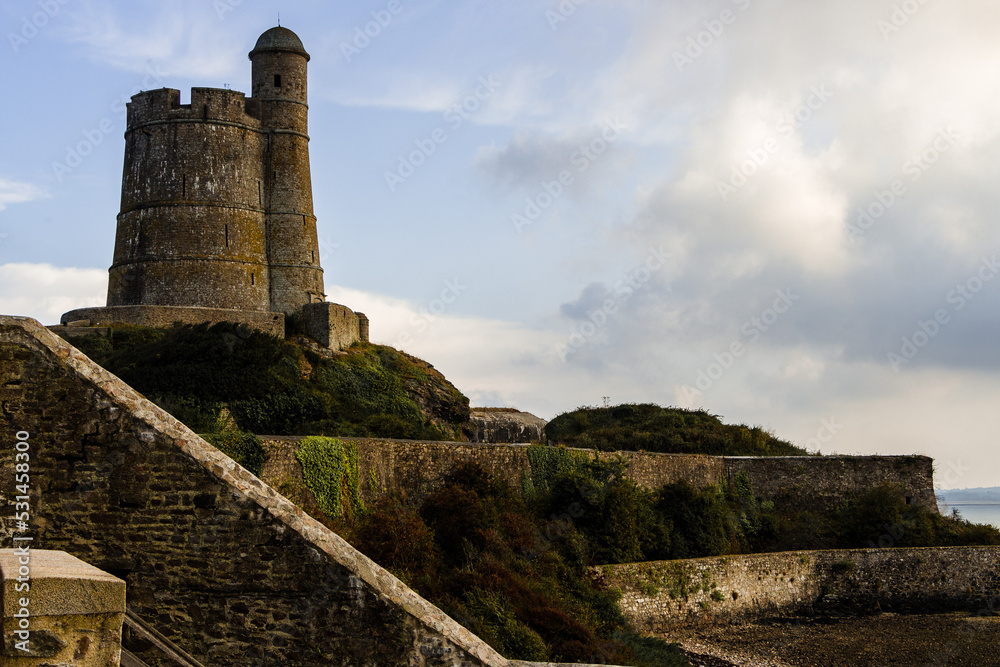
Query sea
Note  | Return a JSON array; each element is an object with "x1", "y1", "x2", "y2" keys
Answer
[
  {"x1": 936, "y1": 488, "x2": 1000, "y2": 529},
  {"x1": 939, "y1": 503, "x2": 1000, "y2": 529}
]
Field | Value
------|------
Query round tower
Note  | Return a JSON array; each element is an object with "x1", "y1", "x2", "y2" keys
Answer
[
  {"x1": 107, "y1": 87, "x2": 269, "y2": 311},
  {"x1": 249, "y1": 27, "x2": 325, "y2": 315}
]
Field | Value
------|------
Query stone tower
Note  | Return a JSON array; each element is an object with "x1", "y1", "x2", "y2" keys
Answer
[{"x1": 61, "y1": 27, "x2": 368, "y2": 350}]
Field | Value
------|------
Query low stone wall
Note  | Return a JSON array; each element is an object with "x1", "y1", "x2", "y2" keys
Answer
[
  {"x1": 600, "y1": 546, "x2": 1000, "y2": 633},
  {"x1": 726, "y1": 455, "x2": 937, "y2": 512},
  {"x1": 59, "y1": 305, "x2": 285, "y2": 337},
  {"x1": 261, "y1": 438, "x2": 933, "y2": 512}
]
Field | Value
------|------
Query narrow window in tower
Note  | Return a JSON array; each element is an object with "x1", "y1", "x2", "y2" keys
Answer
[
  {"x1": 182, "y1": 175, "x2": 186, "y2": 197},
  {"x1": 258, "y1": 181, "x2": 262, "y2": 205},
  {"x1": 274, "y1": 74, "x2": 282, "y2": 88},
  {"x1": 225, "y1": 224, "x2": 229, "y2": 247},
  {"x1": 311, "y1": 250, "x2": 315, "y2": 263},
  {"x1": 202, "y1": 105, "x2": 208, "y2": 121},
  {"x1": 251, "y1": 273, "x2": 255, "y2": 286}
]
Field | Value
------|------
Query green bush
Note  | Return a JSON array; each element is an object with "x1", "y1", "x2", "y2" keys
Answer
[
  {"x1": 203, "y1": 431, "x2": 265, "y2": 477},
  {"x1": 348, "y1": 461, "x2": 691, "y2": 665},
  {"x1": 67, "y1": 323, "x2": 468, "y2": 440},
  {"x1": 545, "y1": 403, "x2": 809, "y2": 456}
]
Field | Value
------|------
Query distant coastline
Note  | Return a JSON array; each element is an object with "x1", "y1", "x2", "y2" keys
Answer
[{"x1": 937, "y1": 487, "x2": 1000, "y2": 528}]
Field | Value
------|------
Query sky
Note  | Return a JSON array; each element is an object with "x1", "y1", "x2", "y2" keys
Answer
[{"x1": 1, "y1": 0, "x2": 999, "y2": 489}]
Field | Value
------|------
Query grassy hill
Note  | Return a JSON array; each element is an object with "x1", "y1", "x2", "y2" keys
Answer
[
  {"x1": 545, "y1": 403, "x2": 810, "y2": 456},
  {"x1": 66, "y1": 322, "x2": 470, "y2": 440}
]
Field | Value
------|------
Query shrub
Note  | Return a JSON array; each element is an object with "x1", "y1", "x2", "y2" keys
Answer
[
  {"x1": 203, "y1": 431, "x2": 265, "y2": 477},
  {"x1": 67, "y1": 323, "x2": 469, "y2": 439},
  {"x1": 545, "y1": 403, "x2": 809, "y2": 456}
]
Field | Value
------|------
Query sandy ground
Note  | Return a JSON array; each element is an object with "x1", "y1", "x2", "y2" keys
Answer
[{"x1": 666, "y1": 612, "x2": 1000, "y2": 667}]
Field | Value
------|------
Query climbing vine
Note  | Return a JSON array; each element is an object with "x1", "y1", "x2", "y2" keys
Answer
[
  {"x1": 296, "y1": 436, "x2": 365, "y2": 518},
  {"x1": 525, "y1": 444, "x2": 588, "y2": 494}
]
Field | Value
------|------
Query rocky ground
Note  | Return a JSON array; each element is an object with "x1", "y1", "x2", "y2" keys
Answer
[{"x1": 669, "y1": 611, "x2": 1000, "y2": 667}]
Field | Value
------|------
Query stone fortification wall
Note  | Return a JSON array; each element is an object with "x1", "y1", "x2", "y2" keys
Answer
[
  {"x1": 0, "y1": 317, "x2": 512, "y2": 666},
  {"x1": 600, "y1": 546, "x2": 1000, "y2": 633},
  {"x1": 261, "y1": 438, "x2": 931, "y2": 512},
  {"x1": 263, "y1": 437, "x2": 534, "y2": 506},
  {"x1": 301, "y1": 302, "x2": 365, "y2": 350},
  {"x1": 59, "y1": 305, "x2": 285, "y2": 337},
  {"x1": 726, "y1": 455, "x2": 937, "y2": 512}
]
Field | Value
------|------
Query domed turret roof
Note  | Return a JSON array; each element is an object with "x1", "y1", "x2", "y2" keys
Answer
[{"x1": 249, "y1": 26, "x2": 309, "y2": 60}]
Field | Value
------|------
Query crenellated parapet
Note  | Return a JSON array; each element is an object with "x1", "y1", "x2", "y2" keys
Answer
[{"x1": 126, "y1": 87, "x2": 262, "y2": 129}]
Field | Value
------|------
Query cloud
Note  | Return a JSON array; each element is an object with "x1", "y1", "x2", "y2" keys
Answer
[
  {"x1": 54, "y1": 0, "x2": 246, "y2": 78},
  {"x1": 0, "y1": 264, "x2": 106, "y2": 325},
  {"x1": 0, "y1": 179, "x2": 47, "y2": 211}
]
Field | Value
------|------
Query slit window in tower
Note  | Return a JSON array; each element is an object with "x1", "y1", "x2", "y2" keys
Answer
[
  {"x1": 274, "y1": 74, "x2": 282, "y2": 88},
  {"x1": 311, "y1": 250, "x2": 315, "y2": 263},
  {"x1": 258, "y1": 181, "x2": 262, "y2": 205},
  {"x1": 225, "y1": 224, "x2": 229, "y2": 247},
  {"x1": 182, "y1": 175, "x2": 186, "y2": 197},
  {"x1": 251, "y1": 273, "x2": 255, "y2": 286}
]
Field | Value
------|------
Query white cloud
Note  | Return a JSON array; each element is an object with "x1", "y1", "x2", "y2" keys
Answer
[
  {"x1": 55, "y1": 0, "x2": 246, "y2": 78},
  {"x1": 0, "y1": 264, "x2": 106, "y2": 325},
  {"x1": 0, "y1": 179, "x2": 47, "y2": 211}
]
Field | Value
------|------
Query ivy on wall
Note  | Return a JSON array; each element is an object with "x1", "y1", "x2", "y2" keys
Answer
[
  {"x1": 524, "y1": 444, "x2": 588, "y2": 495},
  {"x1": 296, "y1": 436, "x2": 365, "y2": 518}
]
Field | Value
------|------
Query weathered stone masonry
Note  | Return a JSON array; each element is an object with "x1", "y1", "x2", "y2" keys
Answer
[
  {"x1": 600, "y1": 546, "x2": 1000, "y2": 633},
  {"x1": 261, "y1": 437, "x2": 936, "y2": 512},
  {"x1": 0, "y1": 316, "x2": 509, "y2": 666}
]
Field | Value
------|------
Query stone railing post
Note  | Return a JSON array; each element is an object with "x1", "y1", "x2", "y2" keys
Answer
[{"x1": 1, "y1": 549, "x2": 126, "y2": 666}]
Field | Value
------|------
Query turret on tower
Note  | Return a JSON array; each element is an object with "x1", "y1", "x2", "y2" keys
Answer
[
  {"x1": 60, "y1": 27, "x2": 368, "y2": 351},
  {"x1": 249, "y1": 27, "x2": 326, "y2": 315}
]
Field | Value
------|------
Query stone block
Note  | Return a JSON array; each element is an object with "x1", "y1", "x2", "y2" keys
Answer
[
  {"x1": 0, "y1": 549, "x2": 125, "y2": 666},
  {"x1": 300, "y1": 301, "x2": 362, "y2": 351}
]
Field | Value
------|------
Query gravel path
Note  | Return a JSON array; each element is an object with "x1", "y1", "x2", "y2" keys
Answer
[{"x1": 666, "y1": 612, "x2": 1000, "y2": 667}]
